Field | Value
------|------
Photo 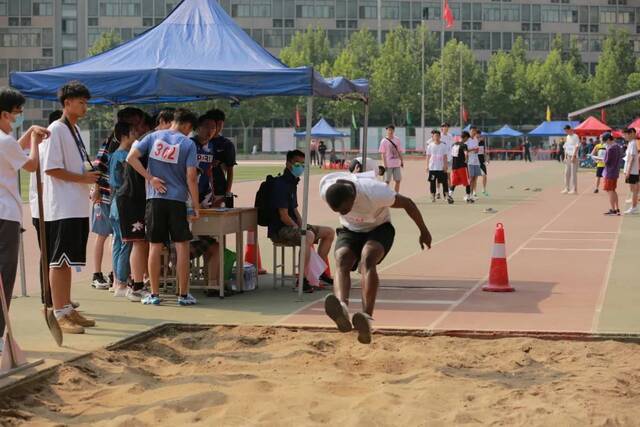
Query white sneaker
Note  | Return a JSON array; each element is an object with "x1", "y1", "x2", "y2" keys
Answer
[
  {"x1": 178, "y1": 293, "x2": 197, "y2": 306},
  {"x1": 624, "y1": 207, "x2": 639, "y2": 215},
  {"x1": 568, "y1": 190, "x2": 577, "y2": 195},
  {"x1": 126, "y1": 288, "x2": 149, "y2": 302},
  {"x1": 561, "y1": 189, "x2": 569, "y2": 194},
  {"x1": 113, "y1": 286, "x2": 128, "y2": 297}
]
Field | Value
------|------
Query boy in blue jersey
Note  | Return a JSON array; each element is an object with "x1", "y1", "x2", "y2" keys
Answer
[
  {"x1": 126, "y1": 108, "x2": 200, "y2": 306},
  {"x1": 191, "y1": 111, "x2": 218, "y2": 207},
  {"x1": 207, "y1": 109, "x2": 236, "y2": 207}
]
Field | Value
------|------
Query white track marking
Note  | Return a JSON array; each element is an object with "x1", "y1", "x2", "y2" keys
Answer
[
  {"x1": 531, "y1": 237, "x2": 615, "y2": 241},
  {"x1": 521, "y1": 247, "x2": 612, "y2": 252},
  {"x1": 427, "y1": 191, "x2": 588, "y2": 331},
  {"x1": 591, "y1": 217, "x2": 625, "y2": 332}
]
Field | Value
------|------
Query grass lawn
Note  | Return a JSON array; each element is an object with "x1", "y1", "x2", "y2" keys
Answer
[{"x1": 19, "y1": 164, "x2": 332, "y2": 202}]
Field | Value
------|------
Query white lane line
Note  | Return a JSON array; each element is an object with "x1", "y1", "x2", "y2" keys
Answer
[
  {"x1": 428, "y1": 191, "x2": 586, "y2": 331},
  {"x1": 350, "y1": 299, "x2": 458, "y2": 305},
  {"x1": 521, "y1": 247, "x2": 612, "y2": 252},
  {"x1": 591, "y1": 217, "x2": 624, "y2": 332},
  {"x1": 531, "y1": 237, "x2": 615, "y2": 242}
]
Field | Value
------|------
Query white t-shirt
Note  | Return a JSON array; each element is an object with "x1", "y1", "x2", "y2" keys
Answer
[
  {"x1": 426, "y1": 142, "x2": 449, "y2": 171},
  {"x1": 466, "y1": 137, "x2": 481, "y2": 166},
  {"x1": 35, "y1": 120, "x2": 91, "y2": 221},
  {"x1": 353, "y1": 157, "x2": 378, "y2": 172},
  {"x1": 0, "y1": 130, "x2": 28, "y2": 224},
  {"x1": 564, "y1": 134, "x2": 580, "y2": 157},
  {"x1": 624, "y1": 139, "x2": 639, "y2": 175},
  {"x1": 320, "y1": 172, "x2": 396, "y2": 233}
]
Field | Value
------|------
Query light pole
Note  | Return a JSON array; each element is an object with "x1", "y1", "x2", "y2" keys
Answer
[
  {"x1": 377, "y1": 0, "x2": 382, "y2": 44},
  {"x1": 420, "y1": 20, "x2": 425, "y2": 151}
]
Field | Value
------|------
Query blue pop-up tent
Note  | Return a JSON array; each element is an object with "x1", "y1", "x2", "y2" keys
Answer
[
  {"x1": 11, "y1": 0, "x2": 370, "y2": 300},
  {"x1": 528, "y1": 121, "x2": 579, "y2": 137},
  {"x1": 10, "y1": 0, "x2": 367, "y2": 104},
  {"x1": 487, "y1": 125, "x2": 523, "y2": 137},
  {"x1": 294, "y1": 118, "x2": 348, "y2": 138}
]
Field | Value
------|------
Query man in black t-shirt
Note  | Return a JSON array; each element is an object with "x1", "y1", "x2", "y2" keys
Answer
[
  {"x1": 449, "y1": 131, "x2": 474, "y2": 203},
  {"x1": 478, "y1": 136, "x2": 489, "y2": 197},
  {"x1": 207, "y1": 109, "x2": 236, "y2": 207}
]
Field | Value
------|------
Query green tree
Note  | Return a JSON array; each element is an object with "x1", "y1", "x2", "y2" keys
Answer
[
  {"x1": 280, "y1": 26, "x2": 333, "y2": 71},
  {"x1": 425, "y1": 39, "x2": 484, "y2": 125},
  {"x1": 590, "y1": 30, "x2": 634, "y2": 111},
  {"x1": 535, "y1": 49, "x2": 586, "y2": 121},
  {"x1": 88, "y1": 30, "x2": 122, "y2": 57},
  {"x1": 483, "y1": 51, "x2": 517, "y2": 123}
]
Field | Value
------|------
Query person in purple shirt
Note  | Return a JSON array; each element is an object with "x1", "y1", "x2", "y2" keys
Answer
[{"x1": 602, "y1": 132, "x2": 623, "y2": 216}]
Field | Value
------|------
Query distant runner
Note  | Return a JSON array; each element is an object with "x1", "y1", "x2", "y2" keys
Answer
[{"x1": 320, "y1": 172, "x2": 432, "y2": 344}]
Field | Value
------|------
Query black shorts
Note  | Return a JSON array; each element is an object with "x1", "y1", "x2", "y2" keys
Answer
[
  {"x1": 428, "y1": 170, "x2": 447, "y2": 182},
  {"x1": 117, "y1": 195, "x2": 146, "y2": 242},
  {"x1": 596, "y1": 167, "x2": 604, "y2": 178},
  {"x1": 626, "y1": 174, "x2": 639, "y2": 184},
  {"x1": 41, "y1": 218, "x2": 89, "y2": 268},
  {"x1": 145, "y1": 199, "x2": 192, "y2": 244},
  {"x1": 335, "y1": 222, "x2": 395, "y2": 271},
  {"x1": 480, "y1": 162, "x2": 487, "y2": 175}
]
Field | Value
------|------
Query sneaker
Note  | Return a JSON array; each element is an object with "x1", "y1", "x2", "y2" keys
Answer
[
  {"x1": 68, "y1": 309, "x2": 95, "y2": 327},
  {"x1": 127, "y1": 288, "x2": 149, "y2": 302},
  {"x1": 466, "y1": 197, "x2": 475, "y2": 204},
  {"x1": 324, "y1": 294, "x2": 352, "y2": 332},
  {"x1": 178, "y1": 293, "x2": 197, "y2": 306},
  {"x1": 71, "y1": 301, "x2": 80, "y2": 309},
  {"x1": 594, "y1": 189, "x2": 599, "y2": 194},
  {"x1": 431, "y1": 196, "x2": 436, "y2": 203},
  {"x1": 113, "y1": 286, "x2": 128, "y2": 297},
  {"x1": 57, "y1": 315, "x2": 85, "y2": 334},
  {"x1": 108, "y1": 272, "x2": 114, "y2": 284},
  {"x1": 91, "y1": 273, "x2": 110, "y2": 290},
  {"x1": 141, "y1": 294, "x2": 161, "y2": 305},
  {"x1": 568, "y1": 190, "x2": 577, "y2": 195},
  {"x1": 294, "y1": 279, "x2": 314, "y2": 293},
  {"x1": 624, "y1": 207, "x2": 639, "y2": 215},
  {"x1": 436, "y1": 193, "x2": 441, "y2": 199},
  {"x1": 447, "y1": 195, "x2": 454, "y2": 204},
  {"x1": 482, "y1": 191, "x2": 489, "y2": 197},
  {"x1": 561, "y1": 189, "x2": 569, "y2": 194},
  {"x1": 604, "y1": 209, "x2": 620, "y2": 216},
  {"x1": 352, "y1": 312, "x2": 373, "y2": 344},
  {"x1": 319, "y1": 273, "x2": 334, "y2": 286}
]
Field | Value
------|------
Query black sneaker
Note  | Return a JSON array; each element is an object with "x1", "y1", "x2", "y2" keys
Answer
[
  {"x1": 108, "y1": 271, "x2": 114, "y2": 285},
  {"x1": 447, "y1": 195, "x2": 454, "y2": 204},
  {"x1": 294, "y1": 279, "x2": 314, "y2": 293},
  {"x1": 604, "y1": 209, "x2": 620, "y2": 216},
  {"x1": 436, "y1": 193, "x2": 441, "y2": 199},
  {"x1": 594, "y1": 189, "x2": 599, "y2": 194},
  {"x1": 91, "y1": 273, "x2": 109, "y2": 290},
  {"x1": 319, "y1": 274, "x2": 334, "y2": 286}
]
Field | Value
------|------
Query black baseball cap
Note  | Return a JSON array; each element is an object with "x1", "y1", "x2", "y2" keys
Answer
[{"x1": 385, "y1": 124, "x2": 395, "y2": 130}]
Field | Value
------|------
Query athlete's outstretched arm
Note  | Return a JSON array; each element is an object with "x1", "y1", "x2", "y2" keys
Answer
[{"x1": 391, "y1": 195, "x2": 432, "y2": 249}]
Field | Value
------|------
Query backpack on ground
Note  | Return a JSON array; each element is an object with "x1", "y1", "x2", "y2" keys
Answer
[{"x1": 255, "y1": 174, "x2": 278, "y2": 227}]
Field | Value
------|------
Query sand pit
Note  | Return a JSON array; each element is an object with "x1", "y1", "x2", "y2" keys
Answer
[{"x1": 2, "y1": 326, "x2": 640, "y2": 426}]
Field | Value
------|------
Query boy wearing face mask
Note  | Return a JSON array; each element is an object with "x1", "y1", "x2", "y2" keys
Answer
[
  {"x1": 268, "y1": 150, "x2": 335, "y2": 292},
  {"x1": 0, "y1": 88, "x2": 49, "y2": 345}
]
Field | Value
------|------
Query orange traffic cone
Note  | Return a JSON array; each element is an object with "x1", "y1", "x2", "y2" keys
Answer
[
  {"x1": 483, "y1": 223, "x2": 514, "y2": 292},
  {"x1": 244, "y1": 230, "x2": 267, "y2": 275}
]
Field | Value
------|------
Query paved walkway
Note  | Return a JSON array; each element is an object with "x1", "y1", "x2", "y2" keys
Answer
[{"x1": 3, "y1": 160, "x2": 639, "y2": 389}]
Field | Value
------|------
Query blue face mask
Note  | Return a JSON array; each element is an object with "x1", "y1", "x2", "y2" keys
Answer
[
  {"x1": 10, "y1": 113, "x2": 24, "y2": 131},
  {"x1": 291, "y1": 164, "x2": 305, "y2": 177}
]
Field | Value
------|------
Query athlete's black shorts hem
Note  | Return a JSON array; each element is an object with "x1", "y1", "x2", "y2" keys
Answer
[
  {"x1": 625, "y1": 174, "x2": 639, "y2": 184},
  {"x1": 145, "y1": 199, "x2": 192, "y2": 244},
  {"x1": 335, "y1": 222, "x2": 395, "y2": 271},
  {"x1": 596, "y1": 167, "x2": 604, "y2": 178},
  {"x1": 117, "y1": 195, "x2": 146, "y2": 242},
  {"x1": 42, "y1": 218, "x2": 89, "y2": 268}
]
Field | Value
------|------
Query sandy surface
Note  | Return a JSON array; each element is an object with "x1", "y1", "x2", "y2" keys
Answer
[{"x1": 2, "y1": 326, "x2": 639, "y2": 427}]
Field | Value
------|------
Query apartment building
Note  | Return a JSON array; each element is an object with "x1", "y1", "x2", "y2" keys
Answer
[{"x1": 1, "y1": 0, "x2": 639, "y2": 130}]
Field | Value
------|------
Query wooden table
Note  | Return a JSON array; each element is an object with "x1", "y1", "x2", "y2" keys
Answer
[{"x1": 191, "y1": 207, "x2": 258, "y2": 298}]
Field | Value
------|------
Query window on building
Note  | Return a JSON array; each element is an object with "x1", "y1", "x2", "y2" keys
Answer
[
  {"x1": 20, "y1": 59, "x2": 32, "y2": 72},
  {"x1": 575, "y1": 35, "x2": 588, "y2": 51},
  {"x1": 473, "y1": 21, "x2": 481, "y2": 30},
  {"x1": 20, "y1": 17, "x2": 31, "y2": 25},
  {"x1": 359, "y1": 1, "x2": 377, "y2": 19},
  {"x1": 42, "y1": 27, "x2": 52, "y2": 46},
  {"x1": 33, "y1": 0, "x2": 53, "y2": 16},
  {"x1": 578, "y1": 5, "x2": 588, "y2": 23},
  {"x1": 422, "y1": 3, "x2": 440, "y2": 20},
  {"x1": 382, "y1": 1, "x2": 399, "y2": 19},
  {"x1": 8, "y1": 0, "x2": 18, "y2": 16},
  {"x1": 521, "y1": 22, "x2": 529, "y2": 31},
  {"x1": 400, "y1": 2, "x2": 410, "y2": 19},
  {"x1": 501, "y1": 5, "x2": 519, "y2": 21},
  {"x1": 590, "y1": 6, "x2": 599, "y2": 23},
  {"x1": 542, "y1": 5, "x2": 559, "y2": 22},
  {"x1": 33, "y1": 58, "x2": 52, "y2": 70},
  {"x1": 532, "y1": 4, "x2": 541, "y2": 22},
  {"x1": 0, "y1": 60, "x2": 7, "y2": 78},
  {"x1": 522, "y1": 4, "x2": 530, "y2": 21},
  {"x1": 411, "y1": 1, "x2": 422, "y2": 20},
  {"x1": 21, "y1": 0, "x2": 31, "y2": 16},
  {"x1": 165, "y1": 1, "x2": 178, "y2": 15},
  {"x1": 251, "y1": 28, "x2": 263, "y2": 44},
  {"x1": 532, "y1": 22, "x2": 540, "y2": 31},
  {"x1": 472, "y1": 3, "x2": 481, "y2": 20},
  {"x1": 20, "y1": 31, "x2": 40, "y2": 47},
  {"x1": 286, "y1": 18, "x2": 295, "y2": 27},
  {"x1": 483, "y1": 4, "x2": 500, "y2": 21},
  {"x1": 600, "y1": 7, "x2": 616, "y2": 23},
  {"x1": 590, "y1": 24, "x2": 599, "y2": 32},
  {"x1": 491, "y1": 32, "x2": 501, "y2": 50},
  {"x1": 121, "y1": 0, "x2": 141, "y2": 16},
  {"x1": 253, "y1": 1, "x2": 271, "y2": 17},
  {"x1": 502, "y1": 32, "x2": 512, "y2": 49},
  {"x1": 273, "y1": 18, "x2": 283, "y2": 26},
  {"x1": 461, "y1": 21, "x2": 470, "y2": 30},
  {"x1": 88, "y1": 17, "x2": 98, "y2": 26},
  {"x1": 232, "y1": 1, "x2": 252, "y2": 17},
  {"x1": 8, "y1": 17, "x2": 18, "y2": 25},
  {"x1": 143, "y1": 17, "x2": 153, "y2": 26},
  {"x1": 618, "y1": 8, "x2": 634, "y2": 24},
  {"x1": 0, "y1": 32, "x2": 19, "y2": 47},
  {"x1": 316, "y1": 1, "x2": 334, "y2": 18},
  {"x1": 88, "y1": 0, "x2": 99, "y2": 16},
  {"x1": 42, "y1": 48, "x2": 52, "y2": 56},
  {"x1": 328, "y1": 29, "x2": 346, "y2": 47},
  {"x1": 454, "y1": 31, "x2": 471, "y2": 47},
  {"x1": 100, "y1": 0, "x2": 119, "y2": 16},
  {"x1": 347, "y1": 19, "x2": 357, "y2": 28},
  {"x1": 142, "y1": 0, "x2": 153, "y2": 16},
  {"x1": 579, "y1": 24, "x2": 588, "y2": 32},
  {"x1": 62, "y1": 49, "x2": 77, "y2": 64},
  {"x1": 62, "y1": 19, "x2": 77, "y2": 35},
  {"x1": 461, "y1": 3, "x2": 470, "y2": 20},
  {"x1": 560, "y1": 7, "x2": 578, "y2": 23},
  {"x1": 531, "y1": 33, "x2": 548, "y2": 50},
  {"x1": 589, "y1": 36, "x2": 602, "y2": 52},
  {"x1": 472, "y1": 32, "x2": 490, "y2": 50},
  {"x1": 0, "y1": 0, "x2": 6, "y2": 16},
  {"x1": 263, "y1": 29, "x2": 282, "y2": 48}
]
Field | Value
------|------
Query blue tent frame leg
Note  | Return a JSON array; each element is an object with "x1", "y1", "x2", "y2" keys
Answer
[
  {"x1": 362, "y1": 101, "x2": 369, "y2": 171},
  {"x1": 297, "y1": 96, "x2": 314, "y2": 301}
]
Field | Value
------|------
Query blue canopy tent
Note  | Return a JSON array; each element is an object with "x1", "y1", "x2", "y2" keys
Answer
[
  {"x1": 487, "y1": 125, "x2": 523, "y2": 137},
  {"x1": 528, "y1": 121, "x2": 579, "y2": 137},
  {"x1": 11, "y1": 0, "x2": 369, "y2": 300},
  {"x1": 294, "y1": 118, "x2": 349, "y2": 139}
]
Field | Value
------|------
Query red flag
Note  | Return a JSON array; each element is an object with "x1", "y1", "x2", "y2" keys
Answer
[
  {"x1": 600, "y1": 108, "x2": 606, "y2": 124},
  {"x1": 462, "y1": 106, "x2": 469, "y2": 123},
  {"x1": 295, "y1": 106, "x2": 301, "y2": 128},
  {"x1": 443, "y1": 0, "x2": 454, "y2": 28}
]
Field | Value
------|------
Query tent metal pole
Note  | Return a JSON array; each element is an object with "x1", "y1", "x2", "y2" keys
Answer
[
  {"x1": 362, "y1": 100, "x2": 369, "y2": 171},
  {"x1": 17, "y1": 123, "x2": 27, "y2": 297},
  {"x1": 297, "y1": 96, "x2": 314, "y2": 301}
]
